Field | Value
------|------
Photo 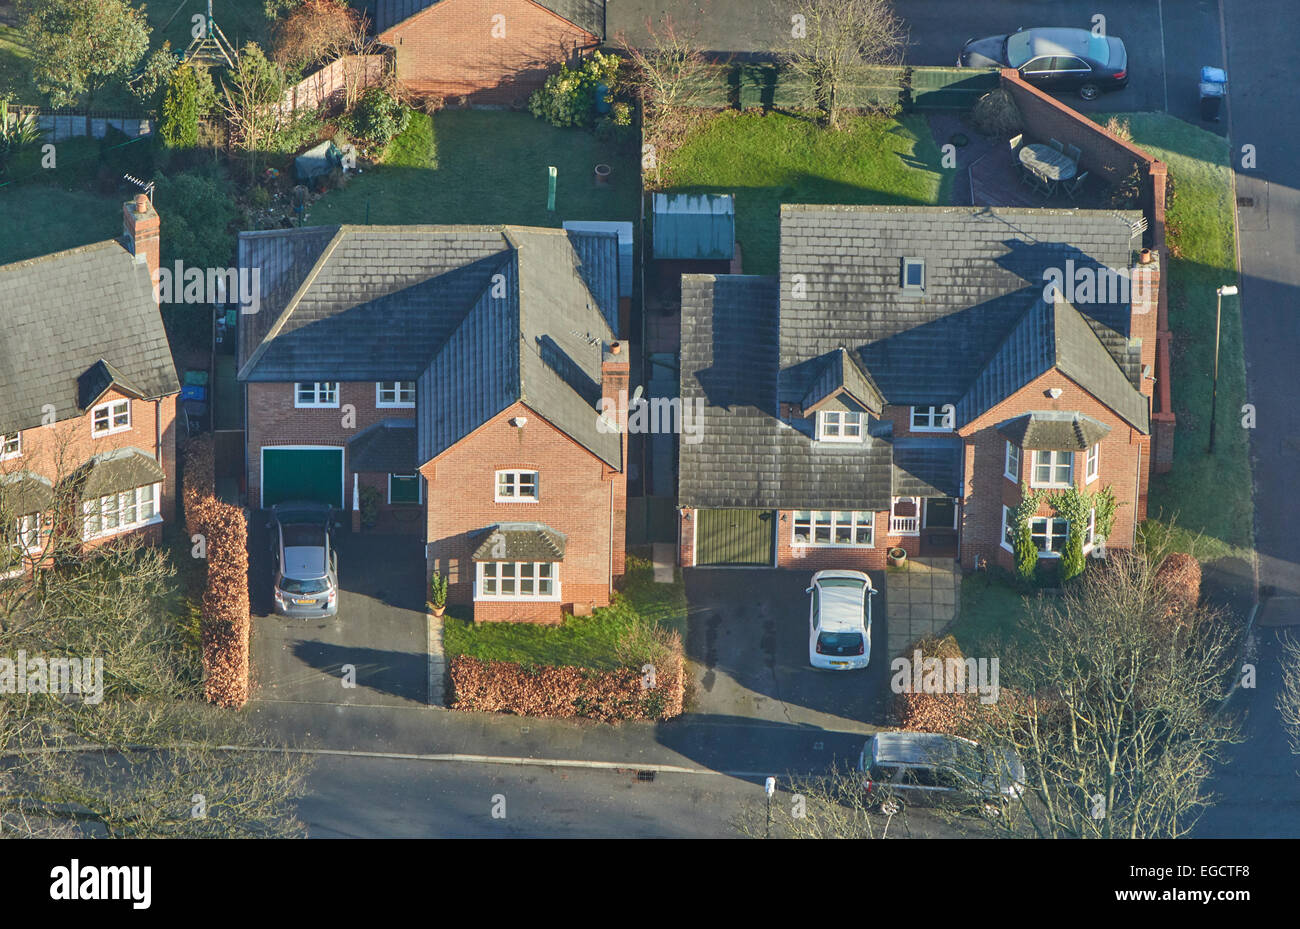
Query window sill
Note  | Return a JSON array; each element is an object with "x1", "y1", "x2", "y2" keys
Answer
[
  {"x1": 376, "y1": 402, "x2": 416, "y2": 410},
  {"x1": 792, "y1": 541, "x2": 875, "y2": 549},
  {"x1": 909, "y1": 426, "x2": 954, "y2": 434},
  {"x1": 83, "y1": 514, "x2": 163, "y2": 542},
  {"x1": 92, "y1": 426, "x2": 131, "y2": 438},
  {"x1": 474, "y1": 592, "x2": 562, "y2": 603},
  {"x1": 294, "y1": 402, "x2": 340, "y2": 409},
  {"x1": 493, "y1": 496, "x2": 539, "y2": 504}
]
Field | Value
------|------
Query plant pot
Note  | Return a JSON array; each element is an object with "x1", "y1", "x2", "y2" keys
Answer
[
  {"x1": 594, "y1": 163, "x2": 611, "y2": 186},
  {"x1": 887, "y1": 547, "x2": 908, "y2": 568},
  {"x1": 428, "y1": 602, "x2": 446, "y2": 617}
]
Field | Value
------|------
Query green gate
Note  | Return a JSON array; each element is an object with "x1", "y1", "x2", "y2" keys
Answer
[
  {"x1": 696, "y1": 509, "x2": 775, "y2": 567},
  {"x1": 261, "y1": 447, "x2": 344, "y2": 509}
]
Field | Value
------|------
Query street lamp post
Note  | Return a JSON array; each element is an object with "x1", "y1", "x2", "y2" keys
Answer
[{"x1": 1207, "y1": 285, "x2": 1238, "y2": 454}]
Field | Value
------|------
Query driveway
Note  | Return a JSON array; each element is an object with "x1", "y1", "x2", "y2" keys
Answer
[
  {"x1": 249, "y1": 522, "x2": 430, "y2": 708},
  {"x1": 683, "y1": 568, "x2": 892, "y2": 732}
]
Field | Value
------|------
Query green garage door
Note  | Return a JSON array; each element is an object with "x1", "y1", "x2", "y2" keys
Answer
[
  {"x1": 261, "y1": 447, "x2": 344, "y2": 509},
  {"x1": 697, "y1": 509, "x2": 775, "y2": 566}
]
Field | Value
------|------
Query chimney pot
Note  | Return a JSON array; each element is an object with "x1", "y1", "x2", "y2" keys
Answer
[
  {"x1": 610, "y1": 341, "x2": 621, "y2": 355},
  {"x1": 135, "y1": 193, "x2": 149, "y2": 212}
]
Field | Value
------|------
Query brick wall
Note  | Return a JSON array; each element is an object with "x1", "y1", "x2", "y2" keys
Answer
[
  {"x1": 379, "y1": 0, "x2": 598, "y2": 105},
  {"x1": 3, "y1": 389, "x2": 178, "y2": 547},
  {"x1": 958, "y1": 369, "x2": 1148, "y2": 572},
  {"x1": 421, "y1": 400, "x2": 626, "y2": 624},
  {"x1": 1001, "y1": 68, "x2": 1175, "y2": 472},
  {"x1": 245, "y1": 381, "x2": 416, "y2": 508}
]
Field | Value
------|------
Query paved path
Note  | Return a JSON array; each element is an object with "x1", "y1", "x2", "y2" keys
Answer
[{"x1": 885, "y1": 558, "x2": 959, "y2": 658}]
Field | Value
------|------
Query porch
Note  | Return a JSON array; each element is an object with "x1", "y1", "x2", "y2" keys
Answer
[{"x1": 889, "y1": 496, "x2": 959, "y2": 558}]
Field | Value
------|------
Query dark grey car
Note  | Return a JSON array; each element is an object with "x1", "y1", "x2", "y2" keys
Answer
[
  {"x1": 959, "y1": 26, "x2": 1128, "y2": 100},
  {"x1": 268, "y1": 502, "x2": 339, "y2": 618}
]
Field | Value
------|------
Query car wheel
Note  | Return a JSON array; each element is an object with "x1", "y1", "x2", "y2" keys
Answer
[
  {"x1": 879, "y1": 796, "x2": 905, "y2": 816},
  {"x1": 1078, "y1": 83, "x2": 1100, "y2": 101}
]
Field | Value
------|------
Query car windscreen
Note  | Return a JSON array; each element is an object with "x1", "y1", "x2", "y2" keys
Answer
[
  {"x1": 1006, "y1": 32, "x2": 1033, "y2": 67},
  {"x1": 1088, "y1": 33, "x2": 1110, "y2": 65},
  {"x1": 817, "y1": 577, "x2": 865, "y2": 589},
  {"x1": 279, "y1": 575, "x2": 330, "y2": 595},
  {"x1": 282, "y1": 524, "x2": 326, "y2": 548},
  {"x1": 817, "y1": 631, "x2": 864, "y2": 654}
]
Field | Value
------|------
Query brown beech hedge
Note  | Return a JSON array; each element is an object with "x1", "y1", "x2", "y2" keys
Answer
[
  {"x1": 192, "y1": 497, "x2": 250, "y2": 709},
  {"x1": 182, "y1": 434, "x2": 215, "y2": 537},
  {"x1": 450, "y1": 651, "x2": 685, "y2": 723}
]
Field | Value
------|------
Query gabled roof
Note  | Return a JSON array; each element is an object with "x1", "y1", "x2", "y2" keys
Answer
[
  {"x1": 240, "y1": 224, "x2": 621, "y2": 470},
  {"x1": 997, "y1": 411, "x2": 1112, "y2": 451},
  {"x1": 801, "y1": 347, "x2": 884, "y2": 415},
  {"x1": 957, "y1": 295, "x2": 1149, "y2": 432},
  {"x1": 678, "y1": 274, "x2": 893, "y2": 511},
  {"x1": 77, "y1": 359, "x2": 145, "y2": 411},
  {"x1": 778, "y1": 205, "x2": 1143, "y2": 408},
  {"x1": 471, "y1": 522, "x2": 568, "y2": 561},
  {"x1": 375, "y1": 0, "x2": 604, "y2": 37},
  {"x1": 0, "y1": 240, "x2": 179, "y2": 436}
]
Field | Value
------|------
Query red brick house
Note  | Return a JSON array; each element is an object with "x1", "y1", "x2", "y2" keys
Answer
[
  {"x1": 236, "y1": 223, "x2": 627, "y2": 622},
  {"x1": 0, "y1": 196, "x2": 180, "y2": 577},
  {"x1": 678, "y1": 205, "x2": 1157, "y2": 574},
  {"x1": 374, "y1": 0, "x2": 604, "y2": 105}
]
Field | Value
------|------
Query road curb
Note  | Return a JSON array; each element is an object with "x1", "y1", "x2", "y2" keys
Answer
[{"x1": 427, "y1": 611, "x2": 445, "y2": 708}]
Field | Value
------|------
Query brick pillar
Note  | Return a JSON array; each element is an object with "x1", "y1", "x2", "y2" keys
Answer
[
  {"x1": 123, "y1": 194, "x2": 160, "y2": 292},
  {"x1": 602, "y1": 341, "x2": 630, "y2": 580}
]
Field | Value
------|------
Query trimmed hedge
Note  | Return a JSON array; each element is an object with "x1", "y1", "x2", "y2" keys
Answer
[
  {"x1": 192, "y1": 497, "x2": 251, "y2": 709},
  {"x1": 450, "y1": 649, "x2": 684, "y2": 723},
  {"x1": 182, "y1": 433, "x2": 215, "y2": 537}
]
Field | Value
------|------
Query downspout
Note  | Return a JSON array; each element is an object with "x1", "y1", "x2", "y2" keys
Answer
[
  {"x1": 1132, "y1": 440, "x2": 1142, "y2": 549},
  {"x1": 609, "y1": 474, "x2": 615, "y2": 601}
]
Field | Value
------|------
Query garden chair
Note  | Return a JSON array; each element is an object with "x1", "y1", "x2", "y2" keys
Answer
[
  {"x1": 1049, "y1": 138, "x2": 1064, "y2": 153},
  {"x1": 1065, "y1": 143, "x2": 1082, "y2": 163},
  {"x1": 1063, "y1": 170, "x2": 1090, "y2": 200}
]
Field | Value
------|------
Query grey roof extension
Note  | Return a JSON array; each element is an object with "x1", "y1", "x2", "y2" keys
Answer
[
  {"x1": 997, "y1": 411, "x2": 1112, "y2": 451},
  {"x1": 347, "y1": 419, "x2": 418, "y2": 472},
  {"x1": 0, "y1": 240, "x2": 179, "y2": 436},
  {"x1": 471, "y1": 522, "x2": 568, "y2": 561},
  {"x1": 77, "y1": 447, "x2": 165, "y2": 499}
]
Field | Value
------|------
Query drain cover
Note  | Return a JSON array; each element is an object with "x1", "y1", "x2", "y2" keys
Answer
[
  {"x1": 1237, "y1": 196, "x2": 1254, "y2": 207},
  {"x1": 636, "y1": 770, "x2": 656, "y2": 782}
]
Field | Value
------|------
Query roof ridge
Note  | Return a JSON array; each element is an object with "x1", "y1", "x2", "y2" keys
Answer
[{"x1": 0, "y1": 238, "x2": 119, "y2": 274}]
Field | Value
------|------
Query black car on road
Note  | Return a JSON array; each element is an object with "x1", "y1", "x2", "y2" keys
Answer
[{"x1": 959, "y1": 26, "x2": 1128, "y2": 100}]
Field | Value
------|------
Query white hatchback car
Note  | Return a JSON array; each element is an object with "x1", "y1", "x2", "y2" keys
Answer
[{"x1": 806, "y1": 569, "x2": 875, "y2": 670}]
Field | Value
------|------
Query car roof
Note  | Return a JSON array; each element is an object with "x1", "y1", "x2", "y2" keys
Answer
[
  {"x1": 1022, "y1": 27, "x2": 1094, "y2": 59},
  {"x1": 815, "y1": 577, "x2": 868, "y2": 631},
  {"x1": 872, "y1": 731, "x2": 981, "y2": 767}
]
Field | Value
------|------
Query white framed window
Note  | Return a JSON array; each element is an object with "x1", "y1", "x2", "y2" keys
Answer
[
  {"x1": 1085, "y1": 508, "x2": 1097, "y2": 547},
  {"x1": 91, "y1": 399, "x2": 131, "y2": 437},
  {"x1": 1030, "y1": 516, "x2": 1069, "y2": 556},
  {"x1": 476, "y1": 561, "x2": 560, "y2": 601},
  {"x1": 1085, "y1": 443, "x2": 1100, "y2": 483},
  {"x1": 0, "y1": 432, "x2": 20, "y2": 460},
  {"x1": 82, "y1": 483, "x2": 160, "y2": 540},
  {"x1": 817, "y1": 410, "x2": 864, "y2": 442},
  {"x1": 1004, "y1": 442, "x2": 1020, "y2": 482},
  {"x1": 1031, "y1": 450, "x2": 1073, "y2": 488},
  {"x1": 7, "y1": 513, "x2": 42, "y2": 551},
  {"x1": 1000, "y1": 506, "x2": 1015, "y2": 552},
  {"x1": 910, "y1": 405, "x2": 953, "y2": 432},
  {"x1": 901, "y1": 257, "x2": 925, "y2": 292},
  {"x1": 376, "y1": 381, "x2": 416, "y2": 408},
  {"x1": 294, "y1": 382, "x2": 339, "y2": 408},
  {"x1": 388, "y1": 473, "x2": 422, "y2": 504},
  {"x1": 792, "y1": 510, "x2": 874, "y2": 547},
  {"x1": 495, "y1": 470, "x2": 539, "y2": 502}
]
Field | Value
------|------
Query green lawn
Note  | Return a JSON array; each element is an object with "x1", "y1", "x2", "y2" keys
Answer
[
  {"x1": 656, "y1": 110, "x2": 951, "y2": 275},
  {"x1": 442, "y1": 556, "x2": 687, "y2": 670},
  {"x1": 311, "y1": 110, "x2": 640, "y2": 228},
  {"x1": 948, "y1": 574, "x2": 1033, "y2": 658},
  {"x1": 0, "y1": 184, "x2": 121, "y2": 265},
  {"x1": 1094, "y1": 113, "x2": 1250, "y2": 562}
]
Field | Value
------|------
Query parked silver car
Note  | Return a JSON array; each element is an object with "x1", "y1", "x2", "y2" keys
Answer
[
  {"x1": 860, "y1": 731, "x2": 1026, "y2": 815},
  {"x1": 268, "y1": 502, "x2": 339, "y2": 617}
]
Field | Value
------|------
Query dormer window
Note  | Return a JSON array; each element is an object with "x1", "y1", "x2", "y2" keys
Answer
[
  {"x1": 817, "y1": 410, "x2": 863, "y2": 442},
  {"x1": 901, "y1": 257, "x2": 925, "y2": 293}
]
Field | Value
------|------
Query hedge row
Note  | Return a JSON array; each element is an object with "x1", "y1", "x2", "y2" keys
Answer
[
  {"x1": 674, "y1": 64, "x2": 997, "y2": 113},
  {"x1": 450, "y1": 650, "x2": 684, "y2": 723},
  {"x1": 192, "y1": 497, "x2": 251, "y2": 709},
  {"x1": 182, "y1": 434, "x2": 215, "y2": 537}
]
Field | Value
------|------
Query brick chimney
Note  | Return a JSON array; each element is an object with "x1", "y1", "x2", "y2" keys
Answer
[
  {"x1": 601, "y1": 340, "x2": 630, "y2": 410},
  {"x1": 123, "y1": 193, "x2": 160, "y2": 288},
  {"x1": 1130, "y1": 254, "x2": 1160, "y2": 400}
]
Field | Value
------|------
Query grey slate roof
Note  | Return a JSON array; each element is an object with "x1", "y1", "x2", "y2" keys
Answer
[
  {"x1": 679, "y1": 274, "x2": 894, "y2": 511},
  {"x1": 997, "y1": 411, "x2": 1112, "y2": 451},
  {"x1": 778, "y1": 205, "x2": 1145, "y2": 413},
  {"x1": 471, "y1": 522, "x2": 568, "y2": 561},
  {"x1": 801, "y1": 347, "x2": 884, "y2": 415},
  {"x1": 957, "y1": 295, "x2": 1148, "y2": 432},
  {"x1": 240, "y1": 225, "x2": 621, "y2": 470},
  {"x1": 347, "y1": 419, "x2": 417, "y2": 472},
  {"x1": 0, "y1": 240, "x2": 179, "y2": 436},
  {"x1": 375, "y1": 0, "x2": 604, "y2": 36},
  {"x1": 891, "y1": 437, "x2": 962, "y2": 498},
  {"x1": 0, "y1": 471, "x2": 54, "y2": 516},
  {"x1": 77, "y1": 447, "x2": 165, "y2": 499}
]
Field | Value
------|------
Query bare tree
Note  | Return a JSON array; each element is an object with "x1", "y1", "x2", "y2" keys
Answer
[
  {"x1": 1278, "y1": 635, "x2": 1300, "y2": 756},
  {"x1": 962, "y1": 552, "x2": 1241, "y2": 839},
  {"x1": 775, "y1": 0, "x2": 907, "y2": 128}
]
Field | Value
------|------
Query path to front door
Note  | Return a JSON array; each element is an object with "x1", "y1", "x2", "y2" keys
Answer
[{"x1": 885, "y1": 557, "x2": 960, "y2": 659}]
